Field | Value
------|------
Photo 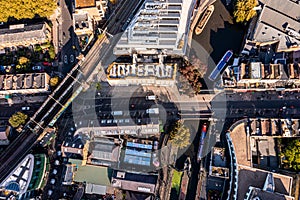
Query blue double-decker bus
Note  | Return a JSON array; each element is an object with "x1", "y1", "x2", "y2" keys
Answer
[{"x1": 209, "y1": 50, "x2": 233, "y2": 81}]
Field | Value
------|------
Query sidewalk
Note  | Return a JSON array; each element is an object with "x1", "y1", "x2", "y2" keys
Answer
[
  {"x1": 179, "y1": 171, "x2": 189, "y2": 200},
  {"x1": 0, "y1": 94, "x2": 49, "y2": 105}
]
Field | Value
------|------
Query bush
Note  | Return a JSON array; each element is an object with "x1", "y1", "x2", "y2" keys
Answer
[
  {"x1": 50, "y1": 76, "x2": 59, "y2": 87},
  {"x1": 9, "y1": 112, "x2": 28, "y2": 128},
  {"x1": 280, "y1": 139, "x2": 300, "y2": 171}
]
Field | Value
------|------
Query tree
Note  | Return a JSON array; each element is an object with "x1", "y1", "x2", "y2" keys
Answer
[
  {"x1": 280, "y1": 139, "x2": 300, "y2": 171},
  {"x1": 169, "y1": 121, "x2": 191, "y2": 149},
  {"x1": 9, "y1": 112, "x2": 28, "y2": 128},
  {"x1": 233, "y1": 0, "x2": 258, "y2": 23},
  {"x1": 48, "y1": 44, "x2": 56, "y2": 60},
  {"x1": 50, "y1": 76, "x2": 59, "y2": 87},
  {"x1": 109, "y1": 0, "x2": 118, "y2": 4},
  {"x1": 18, "y1": 56, "x2": 29, "y2": 65},
  {"x1": 0, "y1": 0, "x2": 57, "y2": 22}
]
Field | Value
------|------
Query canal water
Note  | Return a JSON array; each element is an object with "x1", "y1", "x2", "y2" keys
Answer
[{"x1": 191, "y1": 0, "x2": 246, "y2": 76}]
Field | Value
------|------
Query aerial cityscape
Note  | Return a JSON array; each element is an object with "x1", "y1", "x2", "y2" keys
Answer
[{"x1": 0, "y1": 0, "x2": 299, "y2": 199}]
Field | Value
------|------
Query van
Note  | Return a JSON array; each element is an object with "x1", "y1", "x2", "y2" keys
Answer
[
  {"x1": 146, "y1": 108, "x2": 159, "y2": 114},
  {"x1": 146, "y1": 95, "x2": 157, "y2": 100}
]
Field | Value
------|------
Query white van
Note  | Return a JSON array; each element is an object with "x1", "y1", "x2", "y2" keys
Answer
[{"x1": 146, "y1": 95, "x2": 157, "y2": 100}]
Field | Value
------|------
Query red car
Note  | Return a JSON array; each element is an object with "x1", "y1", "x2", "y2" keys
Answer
[{"x1": 42, "y1": 61, "x2": 52, "y2": 67}]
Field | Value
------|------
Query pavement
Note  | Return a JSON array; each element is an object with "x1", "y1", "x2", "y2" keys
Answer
[{"x1": 179, "y1": 171, "x2": 189, "y2": 200}]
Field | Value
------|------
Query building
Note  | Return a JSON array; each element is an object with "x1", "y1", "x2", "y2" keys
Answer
[
  {"x1": 111, "y1": 170, "x2": 157, "y2": 195},
  {"x1": 0, "y1": 154, "x2": 35, "y2": 198},
  {"x1": 114, "y1": 0, "x2": 196, "y2": 56},
  {"x1": 0, "y1": 73, "x2": 50, "y2": 95},
  {"x1": 68, "y1": 158, "x2": 114, "y2": 195},
  {"x1": 73, "y1": 0, "x2": 107, "y2": 25},
  {"x1": 61, "y1": 135, "x2": 85, "y2": 158},
  {"x1": 107, "y1": 55, "x2": 177, "y2": 86},
  {"x1": 87, "y1": 138, "x2": 121, "y2": 167},
  {"x1": 227, "y1": 61, "x2": 300, "y2": 89},
  {"x1": 226, "y1": 119, "x2": 296, "y2": 200},
  {"x1": 0, "y1": 23, "x2": 51, "y2": 49},
  {"x1": 119, "y1": 139, "x2": 160, "y2": 172},
  {"x1": 248, "y1": 0, "x2": 300, "y2": 52},
  {"x1": 209, "y1": 147, "x2": 229, "y2": 179},
  {"x1": 73, "y1": 12, "x2": 94, "y2": 36},
  {"x1": 244, "y1": 173, "x2": 294, "y2": 200},
  {"x1": 0, "y1": 127, "x2": 9, "y2": 146}
]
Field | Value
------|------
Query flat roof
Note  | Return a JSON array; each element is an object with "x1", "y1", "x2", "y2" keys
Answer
[
  {"x1": 70, "y1": 158, "x2": 112, "y2": 186},
  {"x1": 75, "y1": 0, "x2": 95, "y2": 8},
  {"x1": 114, "y1": 0, "x2": 195, "y2": 55},
  {"x1": 238, "y1": 162, "x2": 293, "y2": 199},
  {"x1": 252, "y1": 0, "x2": 300, "y2": 51}
]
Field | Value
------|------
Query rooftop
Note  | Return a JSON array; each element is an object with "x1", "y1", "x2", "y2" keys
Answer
[
  {"x1": 114, "y1": 0, "x2": 195, "y2": 55},
  {"x1": 0, "y1": 154, "x2": 34, "y2": 195},
  {"x1": 0, "y1": 73, "x2": 50, "y2": 95},
  {"x1": 238, "y1": 165, "x2": 293, "y2": 199},
  {"x1": 111, "y1": 170, "x2": 157, "y2": 194},
  {"x1": 75, "y1": 0, "x2": 95, "y2": 8},
  {"x1": 70, "y1": 158, "x2": 112, "y2": 186},
  {"x1": 245, "y1": 186, "x2": 294, "y2": 200},
  {"x1": 0, "y1": 23, "x2": 50, "y2": 48},
  {"x1": 251, "y1": 0, "x2": 300, "y2": 51},
  {"x1": 106, "y1": 60, "x2": 177, "y2": 86}
]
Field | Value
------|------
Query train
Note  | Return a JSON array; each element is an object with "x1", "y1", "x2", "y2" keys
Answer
[{"x1": 197, "y1": 124, "x2": 207, "y2": 162}]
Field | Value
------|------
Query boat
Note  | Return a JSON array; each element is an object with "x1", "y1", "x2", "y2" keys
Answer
[
  {"x1": 197, "y1": 124, "x2": 207, "y2": 162},
  {"x1": 209, "y1": 50, "x2": 233, "y2": 81},
  {"x1": 195, "y1": 5, "x2": 214, "y2": 35}
]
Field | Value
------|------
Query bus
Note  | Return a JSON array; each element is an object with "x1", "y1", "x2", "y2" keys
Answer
[
  {"x1": 209, "y1": 50, "x2": 233, "y2": 81},
  {"x1": 197, "y1": 124, "x2": 207, "y2": 162}
]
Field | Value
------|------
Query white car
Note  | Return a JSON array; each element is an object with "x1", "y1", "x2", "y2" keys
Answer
[{"x1": 21, "y1": 106, "x2": 30, "y2": 111}]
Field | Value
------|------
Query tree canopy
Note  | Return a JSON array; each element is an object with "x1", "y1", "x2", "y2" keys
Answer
[
  {"x1": 0, "y1": 0, "x2": 57, "y2": 22},
  {"x1": 233, "y1": 0, "x2": 258, "y2": 23},
  {"x1": 169, "y1": 121, "x2": 191, "y2": 149},
  {"x1": 9, "y1": 112, "x2": 28, "y2": 128},
  {"x1": 281, "y1": 139, "x2": 300, "y2": 171},
  {"x1": 18, "y1": 57, "x2": 30, "y2": 65},
  {"x1": 50, "y1": 76, "x2": 59, "y2": 87}
]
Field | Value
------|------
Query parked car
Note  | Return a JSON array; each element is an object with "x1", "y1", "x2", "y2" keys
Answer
[
  {"x1": 21, "y1": 106, "x2": 30, "y2": 111},
  {"x1": 32, "y1": 66, "x2": 42, "y2": 71},
  {"x1": 42, "y1": 61, "x2": 52, "y2": 67}
]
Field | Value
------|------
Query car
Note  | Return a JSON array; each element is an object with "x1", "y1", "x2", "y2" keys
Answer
[
  {"x1": 64, "y1": 55, "x2": 68, "y2": 64},
  {"x1": 21, "y1": 106, "x2": 30, "y2": 111},
  {"x1": 42, "y1": 61, "x2": 51, "y2": 66},
  {"x1": 32, "y1": 66, "x2": 42, "y2": 71},
  {"x1": 70, "y1": 54, "x2": 75, "y2": 63},
  {"x1": 50, "y1": 179, "x2": 56, "y2": 185},
  {"x1": 52, "y1": 169, "x2": 58, "y2": 175}
]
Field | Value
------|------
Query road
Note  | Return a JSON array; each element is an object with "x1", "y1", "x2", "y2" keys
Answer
[
  {"x1": 57, "y1": 0, "x2": 79, "y2": 74},
  {"x1": 0, "y1": 0, "x2": 144, "y2": 182}
]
